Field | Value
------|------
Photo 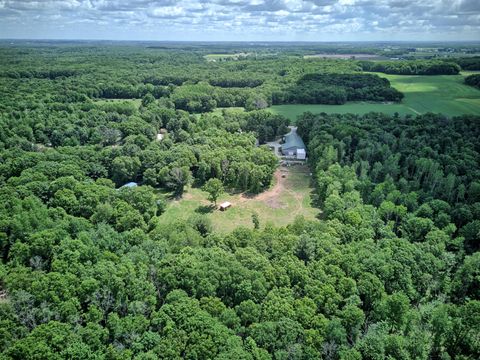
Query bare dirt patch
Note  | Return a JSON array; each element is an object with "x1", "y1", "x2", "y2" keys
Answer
[{"x1": 241, "y1": 167, "x2": 291, "y2": 209}]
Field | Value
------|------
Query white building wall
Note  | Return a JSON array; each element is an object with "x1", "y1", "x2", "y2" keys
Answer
[{"x1": 297, "y1": 149, "x2": 306, "y2": 160}]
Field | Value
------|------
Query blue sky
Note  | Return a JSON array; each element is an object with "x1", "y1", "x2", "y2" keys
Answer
[{"x1": 0, "y1": 0, "x2": 479, "y2": 41}]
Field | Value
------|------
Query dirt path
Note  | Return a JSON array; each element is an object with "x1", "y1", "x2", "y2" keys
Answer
[
  {"x1": 255, "y1": 169, "x2": 287, "y2": 200},
  {"x1": 239, "y1": 167, "x2": 290, "y2": 208}
]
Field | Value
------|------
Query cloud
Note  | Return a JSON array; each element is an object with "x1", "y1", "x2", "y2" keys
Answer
[{"x1": 0, "y1": 0, "x2": 478, "y2": 40}]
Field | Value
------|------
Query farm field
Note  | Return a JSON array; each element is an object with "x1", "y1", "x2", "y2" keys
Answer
[
  {"x1": 157, "y1": 165, "x2": 319, "y2": 233},
  {"x1": 270, "y1": 72, "x2": 480, "y2": 121}
]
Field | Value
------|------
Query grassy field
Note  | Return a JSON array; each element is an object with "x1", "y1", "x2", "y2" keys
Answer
[
  {"x1": 269, "y1": 102, "x2": 417, "y2": 119},
  {"x1": 269, "y1": 72, "x2": 480, "y2": 121},
  {"x1": 94, "y1": 98, "x2": 142, "y2": 108},
  {"x1": 212, "y1": 107, "x2": 245, "y2": 114},
  {"x1": 156, "y1": 165, "x2": 319, "y2": 233}
]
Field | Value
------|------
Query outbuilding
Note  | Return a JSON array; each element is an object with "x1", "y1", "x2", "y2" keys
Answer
[
  {"x1": 219, "y1": 201, "x2": 232, "y2": 211},
  {"x1": 281, "y1": 128, "x2": 306, "y2": 159},
  {"x1": 120, "y1": 182, "x2": 138, "y2": 189}
]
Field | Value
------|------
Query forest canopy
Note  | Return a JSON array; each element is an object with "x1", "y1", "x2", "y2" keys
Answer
[
  {"x1": 279, "y1": 73, "x2": 404, "y2": 105},
  {"x1": 0, "y1": 43, "x2": 479, "y2": 360}
]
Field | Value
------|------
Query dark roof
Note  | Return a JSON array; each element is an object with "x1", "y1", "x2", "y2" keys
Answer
[{"x1": 283, "y1": 131, "x2": 306, "y2": 150}]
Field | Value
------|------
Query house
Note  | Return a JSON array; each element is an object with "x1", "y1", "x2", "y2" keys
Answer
[
  {"x1": 219, "y1": 201, "x2": 232, "y2": 211},
  {"x1": 281, "y1": 128, "x2": 306, "y2": 159}
]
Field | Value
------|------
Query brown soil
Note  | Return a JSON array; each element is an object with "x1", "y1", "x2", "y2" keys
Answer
[{"x1": 241, "y1": 168, "x2": 290, "y2": 209}]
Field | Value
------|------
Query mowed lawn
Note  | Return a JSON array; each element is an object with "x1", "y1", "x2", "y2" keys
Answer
[
  {"x1": 269, "y1": 72, "x2": 480, "y2": 121},
  {"x1": 157, "y1": 165, "x2": 319, "y2": 233}
]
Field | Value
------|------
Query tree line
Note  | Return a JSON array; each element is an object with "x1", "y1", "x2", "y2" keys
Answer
[
  {"x1": 465, "y1": 74, "x2": 480, "y2": 89},
  {"x1": 358, "y1": 60, "x2": 461, "y2": 75}
]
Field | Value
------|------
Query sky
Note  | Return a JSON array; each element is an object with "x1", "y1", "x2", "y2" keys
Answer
[{"x1": 0, "y1": 0, "x2": 479, "y2": 41}]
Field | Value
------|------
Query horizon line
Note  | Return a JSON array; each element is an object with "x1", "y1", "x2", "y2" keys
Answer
[{"x1": 1, "y1": 38, "x2": 480, "y2": 44}]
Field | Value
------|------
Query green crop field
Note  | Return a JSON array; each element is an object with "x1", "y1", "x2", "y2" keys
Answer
[
  {"x1": 269, "y1": 72, "x2": 480, "y2": 121},
  {"x1": 157, "y1": 165, "x2": 319, "y2": 233}
]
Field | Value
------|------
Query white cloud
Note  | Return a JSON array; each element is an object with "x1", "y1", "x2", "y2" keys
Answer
[
  {"x1": 150, "y1": 5, "x2": 185, "y2": 18},
  {"x1": 0, "y1": 0, "x2": 478, "y2": 40}
]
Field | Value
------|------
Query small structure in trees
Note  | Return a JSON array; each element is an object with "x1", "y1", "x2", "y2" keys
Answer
[
  {"x1": 156, "y1": 128, "x2": 167, "y2": 141},
  {"x1": 219, "y1": 201, "x2": 232, "y2": 211},
  {"x1": 281, "y1": 127, "x2": 306, "y2": 159},
  {"x1": 120, "y1": 182, "x2": 138, "y2": 189}
]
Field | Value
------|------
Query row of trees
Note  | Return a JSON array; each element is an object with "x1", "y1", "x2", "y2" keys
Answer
[
  {"x1": 359, "y1": 60, "x2": 461, "y2": 75},
  {"x1": 449, "y1": 56, "x2": 480, "y2": 71},
  {"x1": 465, "y1": 74, "x2": 480, "y2": 89}
]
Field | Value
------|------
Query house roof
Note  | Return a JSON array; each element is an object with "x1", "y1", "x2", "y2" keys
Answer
[
  {"x1": 283, "y1": 131, "x2": 306, "y2": 150},
  {"x1": 219, "y1": 201, "x2": 231, "y2": 208},
  {"x1": 121, "y1": 182, "x2": 138, "y2": 188}
]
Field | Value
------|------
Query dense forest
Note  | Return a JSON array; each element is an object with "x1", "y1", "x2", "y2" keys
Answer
[
  {"x1": 279, "y1": 74, "x2": 403, "y2": 105},
  {"x1": 0, "y1": 43, "x2": 479, "y2": 359}
]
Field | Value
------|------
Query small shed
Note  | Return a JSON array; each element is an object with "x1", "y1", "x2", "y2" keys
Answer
[{"x1": 219, "y1": 201, "x2": 232, "y2": 211}]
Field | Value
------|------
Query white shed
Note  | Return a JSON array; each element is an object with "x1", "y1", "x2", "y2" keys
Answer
[{"x1": 219, "y1": 201, "x2": 232, "y2": 211}]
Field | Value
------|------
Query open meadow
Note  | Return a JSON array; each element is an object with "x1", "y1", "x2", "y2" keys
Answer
[{"x1": 157, "y1": 165, "x2": 319, "y2": 233}]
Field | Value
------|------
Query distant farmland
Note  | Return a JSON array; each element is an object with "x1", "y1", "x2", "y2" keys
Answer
[
  {"x1": 270, "y1": 72, "x2": 480, "y2": 121},
  {"x1": 304, "y1": 53, "x2": 388, "y2": 60}
]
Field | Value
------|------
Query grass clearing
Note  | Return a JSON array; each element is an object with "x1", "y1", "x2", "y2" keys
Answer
[
  {"x1": 269, "y1": 103, "x2": 417, "y2": 120},
  {"x1": 212, "y1": 107, "x2": 245, "y2": 114},
  {"x1": 204, "y1": 53, "x2": 251, "y2": 61},
  {"x1": 269, "y1": 72, "x2": 480, "y2": 121},
  {"x1": 157, "y1": 165, "x2": 319, "y2": 233},
  {"x1": 94, "y1": 98, "x2": 142, "y2": 108}
]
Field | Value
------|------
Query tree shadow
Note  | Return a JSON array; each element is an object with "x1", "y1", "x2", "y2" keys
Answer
[
  {"x1": 195, "y1": 204, "x2": 216, "y2": 214},
  {"x1": 167, "y1": 192, "x2": 183, "y2": 200}
]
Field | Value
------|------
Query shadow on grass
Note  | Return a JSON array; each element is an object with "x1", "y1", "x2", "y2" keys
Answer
[
  {"x1": 167, "y1": 192, "x2": 183, "y2": 200},
  {"x1": 195, "y1": 204, "x2": 216, "y2": 214}
]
